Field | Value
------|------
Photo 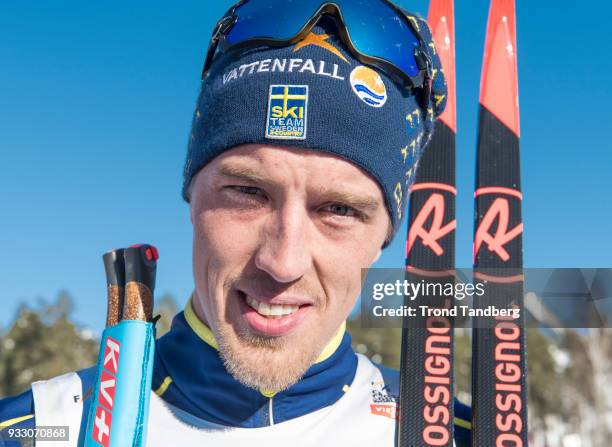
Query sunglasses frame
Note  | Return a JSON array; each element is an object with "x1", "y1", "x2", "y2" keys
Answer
[{"x1": 201, "y1": 0, "x2": 433, "y2": 93}]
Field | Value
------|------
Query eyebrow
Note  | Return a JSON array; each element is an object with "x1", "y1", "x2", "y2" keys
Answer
[
  {"x1": 319, "y1": 190, "x2": 381, "y2": 212},
  {"x1": 217, "y1": 163, "x2": 382, "y2": 212},
  {"x1": 218, "y1": 164, "x2": 272, "y2": 185}
]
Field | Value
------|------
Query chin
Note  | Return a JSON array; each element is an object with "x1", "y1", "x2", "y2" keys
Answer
[{"x1": 215, "y1": 319, "x2": 323, "y2": 392}]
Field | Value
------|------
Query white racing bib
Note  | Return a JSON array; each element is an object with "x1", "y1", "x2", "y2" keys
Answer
[
  {"x1": 31, "y1": 355, "x2": 456, "y2": 446},
  {"x1": 147, "y1": 354, "x2": 395, "y2": 446}
]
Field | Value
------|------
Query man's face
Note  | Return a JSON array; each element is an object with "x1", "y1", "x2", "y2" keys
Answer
[{"x1": 189, "y1": 144, "x2": 390, "y2": 392}]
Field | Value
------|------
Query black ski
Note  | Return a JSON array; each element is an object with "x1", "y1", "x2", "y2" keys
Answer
[
  {"x1": 399, "y1": 1, "x2": 457, "y2": 446},
  {"x1": 472, "y1": 0, "x2": 528, "y2": 445}
]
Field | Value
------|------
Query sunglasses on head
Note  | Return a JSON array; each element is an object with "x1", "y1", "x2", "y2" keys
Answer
[{"x1": 201, "y1": 0, "x2": 434, "y2": 93}]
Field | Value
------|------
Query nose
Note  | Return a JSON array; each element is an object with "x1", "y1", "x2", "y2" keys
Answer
[{"x1": 254, "y1": 203, "x2": 312, "y2": 283}]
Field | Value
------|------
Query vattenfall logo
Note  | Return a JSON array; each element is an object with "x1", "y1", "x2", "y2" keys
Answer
[
  {"x1": 222, "y1": 32, "x2": 349, "y2": 86},
  {"x1": 266, "y1": 85, "x2": 309, "y2": 140},
  {"x1": 350, "y1": 66, "x2": 387, "y2": 108}
]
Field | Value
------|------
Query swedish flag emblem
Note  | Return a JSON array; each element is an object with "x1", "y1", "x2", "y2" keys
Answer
[{"x1": 266, "y1": 85, "x2": 309, "y2": 140}]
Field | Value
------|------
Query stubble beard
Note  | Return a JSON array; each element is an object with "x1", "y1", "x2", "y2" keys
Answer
[{"x1": 215, "y1": 319, "x2": 326, "y2": 393}]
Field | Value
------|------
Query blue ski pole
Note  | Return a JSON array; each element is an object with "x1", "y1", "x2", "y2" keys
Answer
[{"x1": 85, "y1": 244, "x2": 158, "y2": 447}]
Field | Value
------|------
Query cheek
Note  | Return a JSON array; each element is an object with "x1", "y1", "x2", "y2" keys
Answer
[
  {"x1": 318, "y1": 248, "x2": 368, "y2": 311},
  {"x1": 196, "y1": 208, "x2": 255, "y2": 252},
  {"x1": 192, "y1": 210, "x2": 262, "y2": 323},
  {"x1": 315, "y1": 228, "x2": 384, "y2": 314},
  {"x1": 192, "y1": 209, "x2": 260, "y2": 284},
  {"x1": 325, "y1": 233, "x2": 382, "y2": 273}
]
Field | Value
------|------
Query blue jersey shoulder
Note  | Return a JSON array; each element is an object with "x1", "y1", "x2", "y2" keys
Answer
[
  {"x1": 377, "y1": 363, "x2": 472, "y2": 447},
  {"x1": 0, "y1": 388, "x2": 35, "y2": 447}
]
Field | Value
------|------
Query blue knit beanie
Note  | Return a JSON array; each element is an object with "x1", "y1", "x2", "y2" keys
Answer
[{"x1": 183, "y1": 14, "x2": 447, "y2": 244}]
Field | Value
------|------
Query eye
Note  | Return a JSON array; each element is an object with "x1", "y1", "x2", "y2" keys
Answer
[
  {"x1": 223, "y1": 185, "x2": 267, "y2": 205},
  {"x1": 231, "y1": 185, "x2": 264, "y2": 196},
  {"x1": 322, "y1": 203, "x2": 360, "y2": 218}
]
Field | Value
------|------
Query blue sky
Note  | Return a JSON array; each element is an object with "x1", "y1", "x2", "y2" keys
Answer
[{"x1": 1, "y1": 1, "x2": 610, "y2": 334}]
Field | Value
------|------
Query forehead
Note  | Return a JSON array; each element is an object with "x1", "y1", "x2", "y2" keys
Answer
[{"x1": 197, "y1": 144, "x2": 385, "y2": 198}]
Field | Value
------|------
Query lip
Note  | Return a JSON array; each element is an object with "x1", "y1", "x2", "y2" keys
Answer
[
  {"x1": 237, "y1": 288, "x2": 315, "y2": 307},
  {"x1": 237, "y1": 290, "x2": 313, "y2": 337}
]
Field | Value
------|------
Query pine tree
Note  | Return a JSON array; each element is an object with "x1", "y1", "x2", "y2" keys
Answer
[{"x1": 0, "y1": 292, "x2": 98, "y2": 398}]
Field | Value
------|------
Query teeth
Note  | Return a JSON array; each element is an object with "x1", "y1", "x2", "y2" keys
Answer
[
  {"x1": 245, "y1": 295, "x2": 299, "y2": 317},
  {"x1": 259, "y1": 302, "x2": 271, "y2": 315},
  {"x1": 269, "y1": 305, "x2": 284, "y2": 316}
]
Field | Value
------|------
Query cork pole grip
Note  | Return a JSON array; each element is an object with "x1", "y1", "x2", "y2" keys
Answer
[{"x1": 123, "y1": 282, "x2": 153, "y2": 321}]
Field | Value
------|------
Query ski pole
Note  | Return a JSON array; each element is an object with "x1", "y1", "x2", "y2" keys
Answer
[{"x1": 85, "y1": 244, "x2": 158, "y2": 447}]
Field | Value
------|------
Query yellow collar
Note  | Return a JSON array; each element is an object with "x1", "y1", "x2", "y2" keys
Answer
[{"x1": 184, "y1": 295, "x2": 346, "y2": 364}]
